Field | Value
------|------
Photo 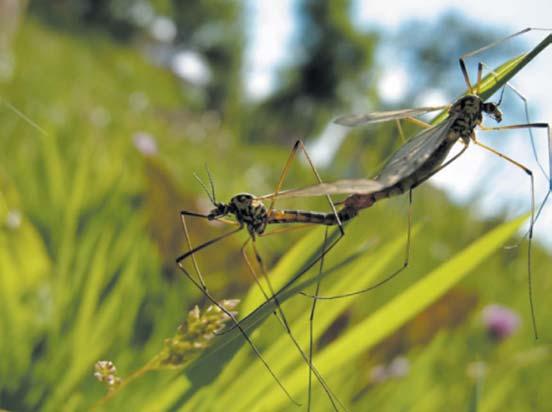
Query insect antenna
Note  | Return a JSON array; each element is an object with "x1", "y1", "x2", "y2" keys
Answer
[
  {"x1": 193, "y1": 170, "x2": 216, "y2": 205},
  {"x1": 496, "y1": 85, "x2": 506, "y2": 106},
  {"x1": 205, "y1": 163, "x2": 217, "y2": 204}
]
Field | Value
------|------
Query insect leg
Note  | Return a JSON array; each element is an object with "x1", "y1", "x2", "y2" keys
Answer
[
  {"x1": 218, "y1": 224, "x2": 327, "y2": 338},
  {"x1": 479, "y1": 61, "x2": 549, "y2": 181},
  {"x1": 240, "y1": 237, "x2": 289, "y2": 330},
  {"x1": 302, "y1": 142, "x2": 470, "y2": 299},
  {"x1": 242, "y1": 238, "x2": 292, "y2": 334},
  {"x1": 177, "y1": 210, "x2": 241, "y2": 288},
  {"x1": 395, "y1": 119, "x2": 406, "y2": 143},
  {"x1": 472, "y1": 132, "x2": 542, "y2": 339},
  {"x1": 176, "y1": 211, "x2": 300, "y2": 405},
  {"x1": 254, "y1": 238, "x2": 344, "y2": 411},
  {"x1": 301, "y1": 189, "x2": 413, "y2": 299},
  {"x1": 308, "y1": 227, "x2": 328, "y2": 411},
  {"x1": 278, "y1": 140, "x2": 347, "y2": 409},
  {"x1": 268, "y1": 139, "x2": 344, "y2": 232},
  {"x1": 396, "y1": 116, "x2": 433, "y2": 144},
  {"x1": 480, "y1": 122, "x2": 551, "y2": 221},
  {"x1": 177, "y1": 262, "x2": 299, "y2": 405},
  {"x1": 403, "y1": 116, "x2": 433, "y2": 130},
  {"x1": 459, "y1": 28, "x2": 552, "y2": 92}
]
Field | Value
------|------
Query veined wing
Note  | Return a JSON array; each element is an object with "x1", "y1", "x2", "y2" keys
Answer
[
  {"x1": 375, "y1": 114, "x2": 458, "y2": 187},
  {"x1": 258, "y1": 179, "x2": 385, "y2": 200},
  {"x1": 259, "y1": 115, "x2": 456, "y2": 201},
  {"x1": 334, "y1": 105, "x2": 449, "y2": 127}
]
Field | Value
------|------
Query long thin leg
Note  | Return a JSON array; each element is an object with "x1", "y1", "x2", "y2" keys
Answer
[
  {"x1": 395, "y1": 119, "x2": 405, "y2": 143},
  {"x1": 395, "y1": 118, "x2": 432, "y2": 157},
  {"x1": 471, "y1": 132, "x2": 540, "y2": 339},
  {"x1": 217, "y1": 226, "x2": 348, "y2": 408},
  {"x1": 250, "y1": 240, "x2": 289, "y2": 328},
  {"x1": 301, "y1": 189, "x2": 413, "y2": 299},
  {"x1": 399, "y1": 116, "x2": 433, "y2": 143},
  {"x1": 477, "y1": 63, "x2": 551, "y2": 255},
  {"x1": 222, "y1": 139, "x2": 346, "y2": 409},
  {"x1": 479, "y1": 61, "x2": 549, "y2": 181},
  {"x1": 216, "y1": 140, "x2": 348, "y2": 409},
  {"x1": 177, "y1": 210, "x2": 242, "y2": 288},
  {"x1": 480, "y1": 122, "x2": 551, "y2": 224},
  {"x1": 301, "y1": 143, "x2": 469, "y2": 299},
  {"x1": 271, "y1": 140, "x2": 347, "y2": 409},
  {"x1": 176, "y1": 262, "x2": 299, "y2": 405},
  {"x1": 217, "y1": 224, "x2": 328, "y2": 339},
  {"x1": 308, "y1": 227, "x2": 328, "y2": 411},
  {"x1": 239, "y1": 227, "x2": 346, "y2": 325},
  {"x1": 480, "y1": 124, "x2": 551, "y2": 185},
  {"x1": 459, "y1": 28, "x2": 552, "y2": 91},
  {"x1": 475, "y1": 62, "x2": 483, "y2": 95},
  {"x1": 263, "y1": 138, "x2": 347, "y2": 408},
  {"x1": 235, "y1": 228, "x2": 348, "y2": 410},
  {"x1": 176, "y1": 210, "x2": 243, "y2": 285},
  {"x1": 218, "y1": 225, "x2": 322, "y2": 331},
  {"x1": 252, "y1": 238, "x2": 344, "y2": 411},
  {"x1": 240, "y1": 238, "x2": 283, "y2": 323},
  {"x1": 269, "y1": 139, "x2": 345, "y2": 234},
  {"x1": 404, "y1": 116, "x2": 432, "y2": 129},
  {"x1": 176, "y1": 212, "x2": 299, "y2": 405},
  {"x1": 268, "y1": 140, "x2": 300, "y2": 213},
  {"x1": 210, "y1": 236, "x2": 291, "y2": 338}
]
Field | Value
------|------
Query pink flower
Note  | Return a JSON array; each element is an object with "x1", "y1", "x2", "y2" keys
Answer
[
  {"x1": 133, "y1": 132, "x2": 158, "y2": 156},
  {"x1": 482, "y1": 304, "x2": 521, "y2": 341}
]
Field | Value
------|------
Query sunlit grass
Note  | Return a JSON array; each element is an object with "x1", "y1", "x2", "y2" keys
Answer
[{"x1": 0, "y1": 19, "x2": 550, "y2": 412}]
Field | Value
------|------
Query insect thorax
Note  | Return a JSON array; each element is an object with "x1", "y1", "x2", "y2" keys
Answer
[
  {"x1": 448, "y1": 95, "x2": 484, "y2": 142},
  {"x1": 229, "y1": 193, "x2": 268, "y2": 236}
]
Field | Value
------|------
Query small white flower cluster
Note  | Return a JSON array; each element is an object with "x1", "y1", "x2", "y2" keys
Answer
[{"x1": 94, "y1": 360, "x2": 122, "y2": 390}]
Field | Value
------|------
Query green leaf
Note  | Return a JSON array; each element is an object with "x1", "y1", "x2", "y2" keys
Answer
[
  {"x1": 216, "y1": 228, "x2": 416, "y2": 410},
  {"x1": 432, "y1": 34, "x2": 552, "y2": 125},
  {"x1": 257, "y1": 214, "x2": 527, "y2": 410}
]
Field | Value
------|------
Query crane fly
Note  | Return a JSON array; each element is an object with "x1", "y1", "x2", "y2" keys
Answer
[
  {"x1": 177, "y1": 140, "x2": 361, "y2": 411},
  {"x1": 177, "y1": 28, "x2": 551, "y2": 409},
  {"x1": 266, "y1": 28, "x2": 552, "y2": 339}
]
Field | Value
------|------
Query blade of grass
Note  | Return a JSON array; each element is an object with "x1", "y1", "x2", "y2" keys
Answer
[
  {"x1": 217, "y1": 229, "x2": 415, "y2": 410},
  {"x1": 259, "y1": 214, "x2": 527, "y2": 410},
  {"x1": 432, "y1": 34, "x2": 552, "y2": 125}
]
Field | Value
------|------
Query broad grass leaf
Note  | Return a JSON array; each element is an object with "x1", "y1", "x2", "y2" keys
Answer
[{"x1": 259, "y1": 214, "x2": 527, "y2": 410}]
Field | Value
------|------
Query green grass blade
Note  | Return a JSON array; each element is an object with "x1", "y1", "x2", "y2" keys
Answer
[
  {"x1": 432, "y1": 34, "x2": 552, "y2": 125},
  {"x1": 217, "y1": 229, "x2": 416, "y2": 410},
  {"x1": 259, "y1": 214, "x2": 527, "y2": 410}
]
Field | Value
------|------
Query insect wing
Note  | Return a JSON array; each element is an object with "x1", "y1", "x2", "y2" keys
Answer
[
  {"x1": 259, "y1": 179, "x2": 385, "y2": 200},
  {"x1": 375, "y1": 115, "x2": 458, "y2": 186},
  {"x1": 334, "y1": 106, "x2": 448, "y2": 127}
]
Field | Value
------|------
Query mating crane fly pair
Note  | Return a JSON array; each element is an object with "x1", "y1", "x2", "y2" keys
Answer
[{"x1": 177, "y1": 28, "x2": 552, "y2": 411}]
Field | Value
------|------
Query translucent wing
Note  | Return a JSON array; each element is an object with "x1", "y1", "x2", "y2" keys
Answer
[
  {"x1": 258, "y1": 179, "x2": 385, "y2": 200},
  {"x1": 260, "y1": 114, "x2": 457, "y2": 202},
  {"x1": 375, "y1": 114, "x2": 458, "y2": 187},
  {"x1": 334, "y1": 106, "x2": 449, "y2": 127}
]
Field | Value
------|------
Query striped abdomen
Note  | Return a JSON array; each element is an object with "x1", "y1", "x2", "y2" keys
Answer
[
  {"x1": 268, "y1": 206, "x2": 357, "y2": 226},
  {"x1": 345, "y1": 131, "x2": 459, "y2": 210}
]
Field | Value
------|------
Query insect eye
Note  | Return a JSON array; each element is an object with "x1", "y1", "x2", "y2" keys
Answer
[{"x1": 483, "y1": 102, "x2": 497, "y2": 112}]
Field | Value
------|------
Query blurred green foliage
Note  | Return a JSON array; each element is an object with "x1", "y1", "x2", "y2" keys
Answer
[
  {"x1": 1, "y1": 5, "x2": 551, "y2": 412},
  {"x1": 245, "y1": 0, "x2": 376, "y2": 144}
]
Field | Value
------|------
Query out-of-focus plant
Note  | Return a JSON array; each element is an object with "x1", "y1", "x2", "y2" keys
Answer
[
  {"x1": 1, "y1": 12, "x2": 551, "y2": 412},
  {"x1": 482, "y1": 303, "x2": 521, "y2": 341},
  {"x1": 245, "y1": 0, "x2": 377, "y2": 144},
  {"x1": 93, "y1": 300, "x2": 238, "y2": 408}
]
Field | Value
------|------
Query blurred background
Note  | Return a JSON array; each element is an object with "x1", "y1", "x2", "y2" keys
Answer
[{"x1": 0, "y1": 1, "x2": 551, "y2": 411}]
